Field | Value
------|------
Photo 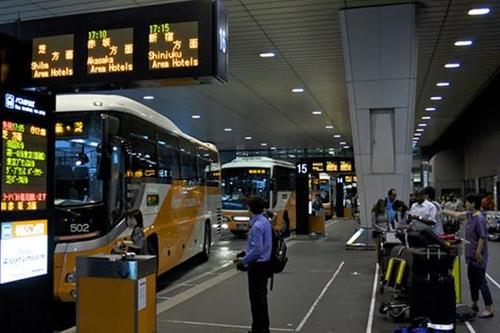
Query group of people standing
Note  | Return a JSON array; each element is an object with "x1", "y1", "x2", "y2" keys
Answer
[{"x1": 372, "y1": 187, "x2": 494, "y2": 319}]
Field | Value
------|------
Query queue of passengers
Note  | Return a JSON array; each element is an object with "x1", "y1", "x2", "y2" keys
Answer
[{"x1": 372, "y1": 187, "x2": 494, "y2": 319}]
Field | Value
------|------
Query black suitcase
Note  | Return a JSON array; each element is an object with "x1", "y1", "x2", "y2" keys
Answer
[{"x1": 410, "y1": 246, "x2": 456, "y2": 328}]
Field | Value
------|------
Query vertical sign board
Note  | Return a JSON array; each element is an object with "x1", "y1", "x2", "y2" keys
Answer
[{"x1": 0, "y1": 90, "x2": 54, "y2": 332}]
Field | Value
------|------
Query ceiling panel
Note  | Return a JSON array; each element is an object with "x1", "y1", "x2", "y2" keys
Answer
[{"x1": 0, "y1": 0, "x2": 499, "y2": 152}]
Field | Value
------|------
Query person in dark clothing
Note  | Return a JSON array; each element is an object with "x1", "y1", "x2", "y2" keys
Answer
[{"x1": 234, "y1": 196, "x2": 273, "y2": 333}]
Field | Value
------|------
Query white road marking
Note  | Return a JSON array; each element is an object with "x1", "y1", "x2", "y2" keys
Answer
[
  {"x1": 159, "y1": 319, "x2": 295, "y2": 332},
  {"x1": 366, "y1": 263, "x2": 380, "y2": 333},
  {"x1": 464, "y1": 320, "x2": 477, "y2": 333},
  {"x1": 486, "y1": 273, "x2": 500, "y2": 290},
  {"x1": 346, "y1": 228, "x2": 364, "y2": 245},
  {"x1": 295, "y1": 261, "x2": 345, "y2": 332}
]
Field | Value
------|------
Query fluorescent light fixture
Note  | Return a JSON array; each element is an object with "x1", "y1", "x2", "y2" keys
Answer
[
  {"x1": 271, "y1": 146, "x2": 277, "y2": 150},
  {"x1": 325, "y1": 125, "x2": 334, "y2": 129},
  {"x1": 343, "y1": 146, "x2": 350, "y2": 149},
  {"x1": 245, "y1": 136, "x2": 252, "y2": 140},
  {"x1": 334, "y1": 134, "x2": 341, "y2": 138},
  {"x1": 259, "y1": 52, "x2": 275, "y2": 58},
  {"x1": 291, "y1": 88, "x2": 304, "y2": 93},
  {"x1": 454, "y1": 40, "x2": 473, "y2": 46},
  {"x1": 468, "y1": 8, "x2": 490, "y2": 16},
  {"x1": 233, "y1": 216, "x2": 250, "y2": 222},
  {"x1": 445, "y1": 63, "x2": 460, "y2": 68},
  {"x1": 143, "y1": 96, "x2": 154, "y2": 100},
  {"x1": 416, "y1": 128, "x2": 424, "y2": 132},
  {"x1": 436, "y1": 82, "x2": 450, "y2": 87},
  {"x1": 414, "y1": 133, "x2": 422, "y2": 137},
  {"x1": 425, "y1": 107, "x2": 436, "y2": 111},
  {"x1": 191, "y1": 115, "x2": 201, "y2": 119},
  {"x1": 430, "y1": 96, "x2": 442, "y2": 100},
  {"x1": 261, "y1": 143, "x2": 267, "y2": 147},
  {"x1": 421, "y1": 116, "x2": 431, "y2": 120},
  {"x1": 418, "y1": 123, "x2": 428, "y2": 127},
  {"x1": 224, "y1": 128, "x2": 232, "y2": 132},
  {"x1": 312, "y1": 111, "x2": 322, "y2": 115},
  {"x1": 340, "y1": 141, "x2": 347, "y2": 145}
]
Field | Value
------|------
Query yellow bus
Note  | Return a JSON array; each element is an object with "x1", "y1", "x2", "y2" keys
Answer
[
  {"x1": 221, "y1": 157, "x2": 296, "y2": 236},
  {"x1": 53, "y1": 94, "x2": 221, "y2": 301}
]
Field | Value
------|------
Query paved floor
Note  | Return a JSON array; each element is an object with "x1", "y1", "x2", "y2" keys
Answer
[{"x1": 58, "y1": 219, "x2": 500, "y2": 332}]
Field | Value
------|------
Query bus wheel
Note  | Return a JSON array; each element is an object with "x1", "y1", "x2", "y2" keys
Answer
[{"x1": 200, "y1": 222, "x2": 211, "y2": 261}]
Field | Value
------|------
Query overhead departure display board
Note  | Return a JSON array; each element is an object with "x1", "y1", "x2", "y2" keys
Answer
[
  {"x1": 0, "y1": 0, "x2": 228, "y2": 91},
  {"x1": 148, "y1": 21, "x2": 199, "y2": 70},
  {"x1": 298, "y1": 158, "x2": 355, "y2": 175},
  {"x1": 1, "y1": 120, "x2": 48, "y2": 211},
  {"x1": 31, "y1": 34, "x2": 74, "y2": 79},
  {"x1": 87, "y1": 28, "x2": 134, "y2": 74}
]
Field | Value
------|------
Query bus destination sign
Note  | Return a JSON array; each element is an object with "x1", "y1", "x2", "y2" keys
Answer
[
  {"x1": 32, "y1": 34, "x2": 74, "y2": 79},
  {"x1": 87, "y1": 28, "x2": 134, "y2": 74},
  {"x1": 149, "y1": 21, "x2": 199, "y2": 70}
]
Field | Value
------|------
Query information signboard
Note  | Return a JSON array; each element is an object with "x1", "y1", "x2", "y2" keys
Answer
[{"x1": 0, "y1": 0, "x2": 228, "y2": 91}]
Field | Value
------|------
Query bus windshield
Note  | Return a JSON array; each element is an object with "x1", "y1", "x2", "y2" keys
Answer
[
  {"x1": 55, "y1": 114, "x2": 103, "y2": 207},
  {"x1": 221, "y1": 167, "x2": 270, "y2": 210}
]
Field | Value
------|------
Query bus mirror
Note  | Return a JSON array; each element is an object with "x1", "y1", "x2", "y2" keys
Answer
[
  {"x1": 101, "y1": 114, "x2": 120, "y2": 139},
  {"x1": 97, "y1": 155, "x2": 111, "y2": 180}
]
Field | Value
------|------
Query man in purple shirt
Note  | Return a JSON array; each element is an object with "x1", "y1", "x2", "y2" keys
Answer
[
  {"x1": 234, "y1": 196, "x2": 272, "y2": 333},
  {"x1": 442, "y1": 193, "x2": 493, "y2": 318}
]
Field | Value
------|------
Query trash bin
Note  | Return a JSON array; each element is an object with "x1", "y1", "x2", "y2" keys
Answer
[
  {"x1": 76, "y1": 254, "x2": 157, "y2": 333},
  {"x1": 309, "y1": 213, "x2": 325, "y2": 234}
]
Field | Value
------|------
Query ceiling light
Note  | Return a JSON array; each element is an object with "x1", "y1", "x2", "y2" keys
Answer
[
  {"x1": 191, "y1": 115, "x2": 201, "y2": 119},
  {"x1": 325, "y1": 125, "x2": 334, "y2": 129},
  {"x1": 421, "y1": 116, "x2": 431, "y2": 120},
  {"x1": 416, "y1": 128, "x2": 424, "y2": 132},
  {"x1": 340, "y1": 141, "x2": 346, "y2": 145},
  {"x1": 414, "y1": 133, "x2": 422, "y2": 137},
  {"x1": 261, "y1": 143, "x2": 267, "y2": 147},
  {"x1": 245, "y1": 136, "x2": 252, "y2": 140},
  {"x1": 259, "y1": 52, "x2": 275, "y2": 58},
  {"x1": 271, "y1": 147, "x2": 277, "y2": 150},
  {"x1": 425, "y1": 107, "x2": 436, "y2": 111},
  {"x1": 418, "y1": 123, "x2": 427, "y2": 127},
  {"x1": 343, "y1": 146, "x2": 350, "y2": 149},
  {"x1": 334, "y1": 134, "x2": 341, "y2": 138},
  {"x1": 444, "y1": 63, "x2": 460, "y2": 69},
  {"x1": 291, "y1": 88, "x2": 304, "y2": 93},
  {"x1": 224, "y1": 128, "x2": 232, "y2": 132},
  {"x1": 468, "y1": 8, "x2": 490, "y2": 16},
  {"x1": 430, "y1": 96, "x2": 442, "y2": 100},
  {"x1": 143, "y1": 96, "x2": 154, "y2": 100},
  {"x1": 436, "y1": 82, "x2": 450, "y2": 87},
  {"x1": 312, "y1": 111, "x2": 322, "y2": 115},
  {"x1": 454, "y1": 40, "x2": 473, "y2": 46}
]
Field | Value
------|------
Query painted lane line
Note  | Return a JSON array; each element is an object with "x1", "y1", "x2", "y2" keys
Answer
[
  {"x1": 366, "y1": 263, "x2": 380, "y2": 333},
  {"x1": 464, "y1": 320, "x2": 477, "y2": 333},
  {"x1": 159, "y1": 319, "x2": 295, "y2": 332},
  {"x1": 157, "y1": 267, "x2": 239, "y2": 315},
  {"x1": 486, "y1": 273, "x2": 500, "y2": 290},
  {"x1": 295, "y1": 261, "x2": 345, "y2": 332},
  {"x1": 346, "y1": 228, "x2": 363, "y2": 245}
]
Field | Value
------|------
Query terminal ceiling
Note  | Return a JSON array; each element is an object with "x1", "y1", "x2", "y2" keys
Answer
[{"x1": 1, "y1": 0, "x2": 499, "y2": 151}]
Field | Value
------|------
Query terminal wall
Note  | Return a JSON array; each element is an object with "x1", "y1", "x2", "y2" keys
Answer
[{"x1": 429, "y1": 149, "x2": 464, "y2": 197}]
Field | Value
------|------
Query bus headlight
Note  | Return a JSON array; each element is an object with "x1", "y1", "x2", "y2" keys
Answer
[
  {"x1": 222, "y1": 223, "x2": 229, "y2": 229},
  {"x1": 66, "y1": 272, "x2": 77, "y2": 284},
  {"x1": 233, "y1": 216, "x2": 250, "y2": 222}
]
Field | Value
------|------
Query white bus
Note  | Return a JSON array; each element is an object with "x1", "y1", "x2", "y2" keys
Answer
[
  {"x1": 221, "y1": 157, "x2": 296, "y2": 236},
  {"x1": 53, "y1": 94, "x2": 221, "y2": 301}
]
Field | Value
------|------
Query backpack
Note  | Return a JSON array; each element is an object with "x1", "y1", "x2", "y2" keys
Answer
[
  {"x1": 269, "y1": 229, "x2": 288, "y2": 291},
  {"x1": 271, "y1": 229, "x2": 288, "y2": 274}
]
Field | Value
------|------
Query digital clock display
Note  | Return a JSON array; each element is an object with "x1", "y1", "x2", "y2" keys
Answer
[
  {"x1": 87, "y1": 27, "x2": 134, "y2": 74},
  {"x1": 148, "y1": 21, "x2": 199, "y2": 70},
  {"x1": 31, "y1": 34, "x2": 74, "y2": 79}
]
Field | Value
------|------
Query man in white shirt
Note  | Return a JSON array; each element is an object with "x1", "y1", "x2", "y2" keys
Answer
[{"x1": 408, "y1": 188, "x2": 438, "y2": 233}]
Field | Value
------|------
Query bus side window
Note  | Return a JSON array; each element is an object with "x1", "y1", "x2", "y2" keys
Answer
[
  {"x1": 180, "y1": 144, "x2": 198, "y2": 185},
  {"x1": 128, "y1": 136, "x2": 158, "y2": 178},
  {"x1": 158, "y1": 136, "x2": 180, "y2": 183},
  {"x1": 207, "y1": 150, "x2": 220, "y2": 187}
]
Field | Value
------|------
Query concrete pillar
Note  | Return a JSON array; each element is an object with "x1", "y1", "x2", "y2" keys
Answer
[{"x1": 340, "y1": 4, "x2": 417, "y2": 227}]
